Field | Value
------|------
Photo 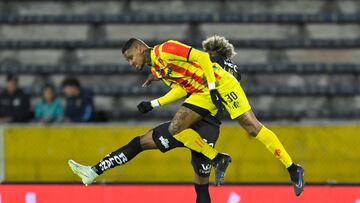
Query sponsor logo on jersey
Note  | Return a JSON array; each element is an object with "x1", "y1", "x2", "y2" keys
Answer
[
  {"x1": 224, "y1": 60, "x2": 239, "y2": 72},
  {"x1": 166, "y1": 65, "x2": 173, "y2": 77}
]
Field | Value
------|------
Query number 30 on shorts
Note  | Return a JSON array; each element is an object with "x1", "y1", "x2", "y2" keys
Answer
[
  {"x1": 224, "y1": 91, "x2": 240, "y2": 109},
  {"x1": 224, "y1": 91, "x2": 238, "y2": 102}
]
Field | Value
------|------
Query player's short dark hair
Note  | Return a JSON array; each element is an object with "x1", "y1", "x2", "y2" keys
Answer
[
  {"x1": 122, "y1": 38, "x2": 140, "y2": 54},
  {"x1": 62, "y1": 77, "x2": 81, "y2": 89}
]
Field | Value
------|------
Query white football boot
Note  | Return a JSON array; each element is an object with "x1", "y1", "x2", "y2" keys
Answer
[{"x1": 68, "y1": 160, "x2": 98, "y2": 186}]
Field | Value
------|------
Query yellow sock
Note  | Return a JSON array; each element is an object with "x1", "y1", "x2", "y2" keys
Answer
[
  {"x1": 256, "y1": 126, "x2": 293, "y2": 168},
  {"x1": 173, "y1": 129, "x2": 218, "y2": 160}
]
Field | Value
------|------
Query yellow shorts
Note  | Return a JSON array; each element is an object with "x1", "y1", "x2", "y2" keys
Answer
[{"x1": 184, "y1": 73, "x2": 251, "y2": 119}]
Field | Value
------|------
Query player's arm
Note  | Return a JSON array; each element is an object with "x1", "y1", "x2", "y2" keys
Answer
[
  {"x1": 137, "y1": 83, "x2": 187, "y2": 114},
  {"x1": 187, "y1": 48, "x2": 216, "y2": 88},
  {"x1": 160, "y1": 40, "x2": 226, "y2": 111},
  {"x1": 188, "y1": 48, "x2": 227, "y2": 111},
  {"x1": 160, "y1": 40, "x2": 216, "y2": 89},
  {"x1": 157, "y1": 84, "x2": 187, "y2": 106}
]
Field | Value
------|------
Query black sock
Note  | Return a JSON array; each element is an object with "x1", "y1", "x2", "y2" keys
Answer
[
  {"x1": 195, "y1": 184, "x2": 211, "y2": 203},
  {"x1": 287, "y1": 163, "x2": 297, "y2": 173},
  {"x1": 92, "y1": 136, "x2": 143, "y2": 175},
  {"x1": 287, "y1": 163, "x2": 298, "y2": 181},
  {"x1": 212, "y1": 153, "x2": 223, "y2": 165}
]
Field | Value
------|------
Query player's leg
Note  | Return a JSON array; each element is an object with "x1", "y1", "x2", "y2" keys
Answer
[
  {"x1": 192, "y1": 150, "x2": 212, "y2": 203},
  {"x1": 91, "y1": 134, "x2": 150, "y2": 175},
  {"x1": 194, "y1": 176, "x2": 211, "y2": 203},
  {"x1": 236, "y1": 110, "x2": 304, "y2": 196},
  {"x1": 217, "y1": 73, "x2": 304, "y2": 196},
  {"x1": 190, "y1": 119, "x2": 220, "y2": 203},
  {"x1": 237, "y1": 110, "x2": 293, "y2": 166},
  {"x1": 191, "y1": 149, "x2": 214, "y2": 203},
  {"x1": 68, "y1": 129, "x2": 157, "y2": 185},
  {"x1": 152, "y1": 121, "x2": 211, "y2": 202},
  {"x1": 169, "y1": 104, "x2": 231, "y2": 186},
  {"x1": 169, "y1": 105, "x2": 217, "y2": 160}
]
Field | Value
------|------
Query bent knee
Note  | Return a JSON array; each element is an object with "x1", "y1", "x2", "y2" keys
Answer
[
  {"x1": 168, "y1": 123, "x2": 182, "y2": 135},
  {"x1": 248, "y1": 126, "x2": 261, "y2": 137},
  {"x1": 243, "y1": 123, "x2": 262, "y2": 137},
  {"x1": 139, "y1": 130, "x2": 156, "y2": 149}
]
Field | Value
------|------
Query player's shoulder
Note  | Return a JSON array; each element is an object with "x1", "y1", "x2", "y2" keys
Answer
[
  {"x1": 163, "y1": 39, "x2": 183, "y2": 44},
  {"x1": 164, "y1": 39, "x2": 177, "y2": 43},
  {"x1": 161, "y1": 40, "x2": 190, "y2": 48},
  {"x1": 160, "y1": 40, "x2": 191, "y2": 59}
]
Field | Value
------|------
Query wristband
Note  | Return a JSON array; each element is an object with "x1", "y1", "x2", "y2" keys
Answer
[
  {"x1": 208, "y1": 82, "x2": 216, "y2": 90},
  {"x1": 150, "y1": 99, "x2": 160, "y2": 107}
]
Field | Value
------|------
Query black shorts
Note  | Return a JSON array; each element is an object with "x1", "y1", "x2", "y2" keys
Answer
[{"x1": 152, "y1": 119, "x2": 220, "y2": 177}]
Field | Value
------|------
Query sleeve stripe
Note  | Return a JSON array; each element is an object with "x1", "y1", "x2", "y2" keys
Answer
[
  {"x1": 162, "y1": 42, "x2": 190, "y2": 58},
  {"x1": 186, "y1": 47, "x2": 192, "y2": 62},
  {"x1": 169, "y1": 63, "x2": 205, "y2": 85},
  {"x1": 172, "y1": 78, "x2": 203, "y2": 93},
  {"x1": 189, "y1": 61, "x2": 202, "y2": 69},
  {"x1": 154, "y1": 45, "x2": 160, "y2": 58}
]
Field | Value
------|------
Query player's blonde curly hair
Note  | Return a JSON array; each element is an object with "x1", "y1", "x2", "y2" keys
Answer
[{"x1": 202, "y1": 35, "x2": 237, "y2": 58}]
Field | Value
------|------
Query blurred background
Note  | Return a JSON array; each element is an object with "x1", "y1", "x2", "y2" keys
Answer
[{"x1": 0, "y1": 0, "x2": 360, "y2": 202}]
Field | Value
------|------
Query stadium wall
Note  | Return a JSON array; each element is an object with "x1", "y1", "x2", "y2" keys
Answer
[{"x1": 2, "y1": 125, "x2": 360, "y2": 183}]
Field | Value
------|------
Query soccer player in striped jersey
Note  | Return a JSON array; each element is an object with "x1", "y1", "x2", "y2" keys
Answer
[
  {"x1": 122, "y1": 36, "x2": 304, "y2": 196},
  {"x1": 123, "y1": 38, "x2": 232, "y2": 186}
]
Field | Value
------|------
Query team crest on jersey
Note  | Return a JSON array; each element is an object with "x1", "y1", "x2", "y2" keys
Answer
[
  {"x1": 158, "y1": 58, "x2": 164, "y2": 65},
  {"x1": 166, "y1": 66, "x2": 173, "y2": 77},
  {"x1": 157, "y1": 67, "x2": 164, "y2": 76}
]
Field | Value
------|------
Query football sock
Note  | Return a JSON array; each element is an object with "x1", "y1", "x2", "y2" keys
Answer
[
  {"x1": 92, "y1": 136, "x2": 143, "y2": 175},
  {"x1": 256, "y1": 126, "x2": 293, "y2": 168},
  {"x1": 173, "y1": 129, "x2": 218, "y2": 160},
  {"x1": 195, "y1": 183, "x2": 211, "y2": 203}
]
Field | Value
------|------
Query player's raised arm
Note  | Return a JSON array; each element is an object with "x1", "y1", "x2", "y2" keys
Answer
[
  {"x1": 157, "y1": 85, "x2": 187, "y2": 106},
  {"x1": 188, "y1": 48, "x2": 227, "y2": 111},
  {"x1": 187, "y1": 48, "x2": 216, "y2": 88},
  {"x1": 160, "y1": 40, "x2": 226, "y2": 111},
  {"x1": 160, "y1": 40, "x2": 217, "y2": 87},
  {"x1": 137, "y1": 84, "x2": 187, "y2": 114}
]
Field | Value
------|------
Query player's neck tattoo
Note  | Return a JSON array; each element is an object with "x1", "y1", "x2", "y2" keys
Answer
[{"x1": 145, "y1": 48, "x2": 152, "y2": 66}]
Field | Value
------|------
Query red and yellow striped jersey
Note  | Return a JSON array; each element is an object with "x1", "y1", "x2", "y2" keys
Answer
[{"x1": 150, "y1": 40, "x2": 225, "y2": 94}]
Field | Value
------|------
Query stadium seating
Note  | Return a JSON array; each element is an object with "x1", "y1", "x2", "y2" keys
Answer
[
  {"x1": 2, "y1": 63, "x2": 360, "y2": 74},
  {"x1": 3, "y1": 39, "x2": 360, "y2": 49},
  {"x1": 1, "y1": 13, "x2": 360, "y2": 24},
  {"x1": 0, "y1": 0, "x2": 359, "y2": 121}
]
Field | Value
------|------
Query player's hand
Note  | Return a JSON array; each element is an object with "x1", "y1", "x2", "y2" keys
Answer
[
  {"x1": 210, "y1": 89, "x2": 227, "y2": 111},
  {"x1": 142, "y1": 74, "x2": 159, "y2": 87},
  {"x1": 137, "y1": 101, "x2": 153, "y2": 114}
]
